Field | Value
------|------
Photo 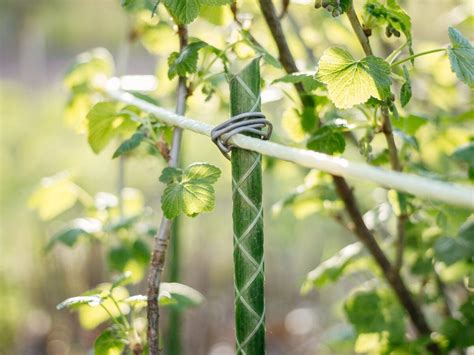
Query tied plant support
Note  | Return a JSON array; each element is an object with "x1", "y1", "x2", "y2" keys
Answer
[
  {"x1": 105, "y1": 81, "x2": 474, "y2": 210},
  {"x1": 229, "y1": 59, "x2": 266, "y2": 354}
]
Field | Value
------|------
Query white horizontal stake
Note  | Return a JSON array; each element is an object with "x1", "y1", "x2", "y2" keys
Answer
[{"x1": 106, "y1": 87, "x2": 474, "y2": 209}]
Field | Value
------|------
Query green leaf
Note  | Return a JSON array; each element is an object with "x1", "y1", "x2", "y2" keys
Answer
[
  {"x1": 307, "y1": 126, "x2": 346, "y2": 155},
  {"x1": 57, "y1": 295, "x2": 103, "y2": 310},
  {"x1": 163, "y1": 0, "x2": 201, "y2": 24},
  {"x1": 132, "y1": 239, "x2": 151, "y2": 266},
  {"x1": 103, "y1": 215, "x2": 141, "y2": 232},
  {"x1": 160, "y1": 163, "x2": 221, "y2": 219},
  {"x1": 364, "y1": 0, "x2": 413, "y2": 55},
  {"x1": 301, "y1": 106, "x2": 318, "y2": 132},
  {"x1": 64, "y1": 48, "x2": 114, "y2": 89},
  {"x1": 112, "y1": 132, "x2": 145, "y2": 159},
  {"x1": 442, "y1": 317, "x2": 474, "y2": 348},
  {"x1": 459, "y1": 219, "x2": 474, "y2": 240},
  {"x1": 184, "y1": 162, "x2": 221, "y2": 183},
  {"x1": 159, "y1": 167, "x2": 184, "y2": 184},
  {"x1": 94, "y1": 328, "x2": 126, "y2": 355},
  {"x1": 111, "y1": 272, "x2": 133, "y2": 289},
  {"x1": 400, "y1": 65, "x2": 411, "y2": 107},
  {"x1": 87, "y1": 102, "x2": 138, "y2": 154},
  {"x1": 77, "y1": 286, "x2": 130, "y2": 329},
  {"x1": 200, "y1": 5, "x2": 231, "y2": 26},
  {"x1": 241, "y1": 31, "x2": 282, "y2": 69},
  {"x1": 121, "y1": 0, "x2": 155, "y2": 12},
  {"x1": 162, "y1": 0, "x2": 231, "y2": 24},
  {"x1": 434, "y1": 237, "x2": 473, "y2": 266},
  {"x1": 344, "y1": 289, "x2": 405, "y2": 344},
  {"x1": 316, "y1": 47, "x2": 392, "y2": 109},
  {"x1": 391, "y1": 114, "x2": 427, "y2": 135},
  {"x1": 452, "y1": 143, "x2": 474, "y2": 180},
  {"x1": 272, "y1": 72, "x2": 322, "y2": 93},
  {"x1": 272, "y1": 171, "x2": 342, "y2": 219},
  {"x1": 123, "y1": 291, "x2": 184, "y2": 308},
  {"x1": 452, "y1": 143, "x2": 474, "y2": 167},
  {"x1": 168, "y1": 41, "x2": 208, "y2": 79},
  {"x1": 28, "y1": 172, "x2": 79, "y2": 220},
  {"x1": 46, "y1": 228, "x2": 88, "y2": 252},
  {"x1": 302, "y1": 243, "x2": 363, "y2": 290},
  {"x1": 201, "y1": 0, "x2": 232, "y2": 4},
  {"x1": 160, "y1": 282, "x2": 205, "y2": 310},
  {"x1": 460, "y1": 295, "x2": 474, "y2": 322},
  {"x1": 108, "y1": 246, "x2": 132, "y2": 272},
  {"x1": 447, "y1": 27, "x2": 474, "y2": 88}
]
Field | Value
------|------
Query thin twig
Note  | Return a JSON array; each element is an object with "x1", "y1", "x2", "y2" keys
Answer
[
  {"x1": 434, "y1": 272, "x2": 453, "y2": 318},
  {"x1": 346, "y1": 5, "x2": 407, "y2": 273},
  {"x1": 346, "y1": 6, "x2": 373, "y2": 56},
  {"x1": 147, "y1": 24, "x2": 188, "y2": 355},
  {"x1": 332, "y1": 176, "x2": 433, "y2": 337},
  {"x1": 257, "y1": 0, "x2": 435, "y2": 342}
]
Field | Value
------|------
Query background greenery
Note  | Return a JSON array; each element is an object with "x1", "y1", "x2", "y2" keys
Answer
[{"x1": 0, "y1": 0, "x2": 472, "y2": 354}]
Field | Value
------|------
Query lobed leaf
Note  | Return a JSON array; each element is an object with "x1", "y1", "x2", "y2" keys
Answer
[
  {"x1": 160, "y1": 163, "x2": 221, "y2": 219},
  {"x1": 302, "y1": 243, "x2": 363, "y2": 291},
  {"x1": 344, "y1": 289, "x2": 405, "y2": 345},
  {"x1": 241, "y1": 31, "x2": 282, "y2": 68},
  {"x1": 113, "y1": 132, "x2": 145, "y2": 159},
  {"x1": 447, "y1": 27, "x2": 474, "y2": 88},
  {"x1": 168, "y1": 41, "x2": 208, "y2": 79},
  {"x1": 451, "y1": 142, "x2": 474, "y2": 166},
  {"x1": 391, "y1": 114, "x2": 427, "y2": 135},
  {"x1": 400, "y1": 65, "x2": 411, "y2": 107},
  {"x1": 307, "y1": 126, "x2": 346, "y2": 155},
  {"x1": 160, "y1": 282, "x2": 205, "y2": 310},
  {"x1": 272, "y1": 72, "x2": 322, "y2": 93},
  {"x1": 316, "y1": 47, "x2": 392, "y2": 109},
  {"x1": 45, "y1": 227, "x2": 89, "y2": 252},
  {"x1": 162, "y1": 0, "x2": 201, "y2": 24},
  {"x1": 87, "y1": 102, "x2": 139, "y2": 154},
  {"x1": 364, "y1": 0, "x2": 413, "y2": 55},
  {"x1": 162, "y1": 0, "x2": 231, "y2": 24},
  {"x1": 94, "y1": 327, "x2": 126, "y2": 355}
]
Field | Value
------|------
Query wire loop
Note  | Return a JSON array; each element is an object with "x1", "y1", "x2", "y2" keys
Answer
[{"x1": 211, "y1": 112, "x2": 272, "y2": 160}]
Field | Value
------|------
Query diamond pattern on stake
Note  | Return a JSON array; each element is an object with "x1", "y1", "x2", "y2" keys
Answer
[
  {"x1": 233, "y1": 151, "x2": 265, "y2": 354},
  {"x1": 231, "y1": 67, "x2": 265, "y2": 355}
]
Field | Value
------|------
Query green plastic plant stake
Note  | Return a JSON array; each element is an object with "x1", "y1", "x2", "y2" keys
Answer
[{"x1": 229, "y1": 58, "x2": 265, "y2": 354}]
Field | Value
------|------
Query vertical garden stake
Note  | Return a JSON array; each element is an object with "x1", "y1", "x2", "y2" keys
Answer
[{"x1": 229, "y1": 58, "x2": 265, "y2": 354}]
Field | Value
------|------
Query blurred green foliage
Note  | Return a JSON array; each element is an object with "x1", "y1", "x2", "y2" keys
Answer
[{"x1": 1, "y1": 0, "x2": 473, "y2": 353}]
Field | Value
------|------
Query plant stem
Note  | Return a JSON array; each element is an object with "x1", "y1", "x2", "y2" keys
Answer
[
  {"x1": 332, "y1": 176, "x2": 433, "y2": 337},
  {"x1": 165, "y1": 219, "x2": 182, "y2": 355},
  {"x1": 258, "y1": 0, "x2": 435, "y2": 344},
  {"x1": 391, "y1": 48, "x2": 446, "y2": 68},
  {"x1": 346, "y1": 6, "x2": 373, "y2": 56},
  {"x1": 111, "y1": 296, "x2": 131, "y2": 329},
  {"x1": 345, "y1": 7, "x2": 441, "y2": 352},
  {"x1": 346, "y1": 5, "x2": 408, "y2": 274},
  {"x1": 230, "y1": 58, "x2": 266, "y2": 355},
  {"x1": 257, "y1": 1, "x2": 311, "y2": 106},
  {"x1": 118, "y1": 156, "x2": 125, "y2": 218},
  {"x1": 147, "y1": 24, "x2": 188, "y2": 355}
]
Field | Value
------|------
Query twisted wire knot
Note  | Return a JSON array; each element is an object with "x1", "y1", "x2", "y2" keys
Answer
[{"x1": 211, "y1": 112, "x2": 272, "y2": 160}]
